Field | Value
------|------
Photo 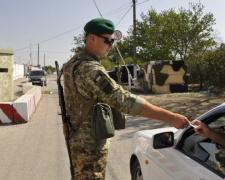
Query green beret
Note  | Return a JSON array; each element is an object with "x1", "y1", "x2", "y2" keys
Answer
[{"x1": 84, "y1": 18, "x2": 115, "y2": 35}]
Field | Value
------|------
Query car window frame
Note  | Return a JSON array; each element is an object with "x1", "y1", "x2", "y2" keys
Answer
[{"x1": 176, "y1": 112, "x2": 225, "y2": 179}]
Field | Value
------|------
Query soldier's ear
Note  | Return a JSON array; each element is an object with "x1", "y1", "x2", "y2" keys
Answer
[
  {"x1": 85, "y1": 34, "x2": 96, "y2": 44},
  {"x1": 90, "y1": 34, "x2": 97, "y2": 43}
]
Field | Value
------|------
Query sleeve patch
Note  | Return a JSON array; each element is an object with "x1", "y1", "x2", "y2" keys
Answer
[
  {"x1": 94, "y1": 74, "x2": 113, "y2": 94},
  {"x1": 94, "y1": 74, "x2": 102, "y2": 82}
]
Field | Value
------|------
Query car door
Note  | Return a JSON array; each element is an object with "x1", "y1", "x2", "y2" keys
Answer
[{"x1": 176, "y1": 110, "x2": 225, "y2": 179}]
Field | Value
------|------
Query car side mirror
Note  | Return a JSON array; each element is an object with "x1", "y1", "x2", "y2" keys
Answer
[{"x1": 153, "y1": 132, "x2": 174, "y2": 149}]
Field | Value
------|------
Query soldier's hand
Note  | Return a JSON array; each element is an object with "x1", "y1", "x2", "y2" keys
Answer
[{"x1": 169, "y1": 113, "x2": 190, "y2": 129}]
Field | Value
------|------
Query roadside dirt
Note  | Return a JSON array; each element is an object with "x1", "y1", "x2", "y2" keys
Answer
[{"x1": 133, "y1": 86, "x2": 225, "y2": 121}]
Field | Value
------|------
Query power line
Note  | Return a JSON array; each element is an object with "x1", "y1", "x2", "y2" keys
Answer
[
  {"x1": 14, "y1": 1, "x2": 149, "y2": 53},
  {"x1": 115, "y1": 6, "x2": 133, "y2": 27},
  {"x1": 15, "y1": 25, "x2": 83, "y2": 52},
  {"x1": 111, "y1": 0, "x2": 151, "y2": 30},
  {"x1": 39, "y1": 51, "x2": 71, "y2": 54},
  {"x1": 137, "y1": 0, "x2": 150, "y2": 6},
  {"x1": 103, "y1": 2, "x2": 132, "y2": 17}
]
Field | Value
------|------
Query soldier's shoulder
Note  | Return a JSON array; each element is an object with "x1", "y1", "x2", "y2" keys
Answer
[
  {"x1": 74, "y1": 61, "x2": 104, "y2": 76},
  {"x1": 79, "y1": 60, "x2": 102, "y2": 70}
]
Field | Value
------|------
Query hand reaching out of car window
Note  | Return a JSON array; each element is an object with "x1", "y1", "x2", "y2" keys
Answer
[
  {"x1": 192, "y1": 120, "x2": 225, "y2": 147},
  {"x1": 192, "y1": 120, "x2": 211, "y2": 138}
]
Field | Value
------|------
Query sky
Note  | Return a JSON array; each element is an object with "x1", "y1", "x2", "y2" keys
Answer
[{"x1": 1, "y1": 0, "x2": 225, "y2": 68}]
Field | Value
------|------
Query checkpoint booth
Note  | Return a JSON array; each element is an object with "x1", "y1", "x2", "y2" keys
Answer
[
  {"x1": 0, "y1": 48, "x2": 14, "y2": 102},
  {"x1": 145, "y1": 60, "x2": 189, "y2": 94}
]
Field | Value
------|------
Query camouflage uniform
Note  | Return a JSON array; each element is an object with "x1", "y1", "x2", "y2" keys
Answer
[
  {"x1": 115, "y1": 65, "x2": 122, "y2": 84},
  {"x1": 138, "y1": 68, "x2": 146, "y2": 92},
  {"x1": 63, "y1": 49, "x2": 145, "y2": 180}
]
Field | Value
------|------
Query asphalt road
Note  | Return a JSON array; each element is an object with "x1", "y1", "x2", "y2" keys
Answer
[
  {"x1": 0, "y1": 75, "x2": 170, "y2": 180},
  {"x1": 0, "y1": 81, "x2": 70, "y2": 180}
]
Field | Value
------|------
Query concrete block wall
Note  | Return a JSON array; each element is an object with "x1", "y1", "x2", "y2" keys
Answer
[{"x1": 0, "y1": 48, "x2": 14, "y2": 102}]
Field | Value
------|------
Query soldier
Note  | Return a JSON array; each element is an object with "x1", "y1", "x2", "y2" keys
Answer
[
  {"x1": 63, "y1": 18, "x2": 190, "y2": 180},
  {"x1": 115, "y1": 62, "x2": 122, "y2": 84},
  {"x1": 137, "y1": 65, "x2": 146, "y2": 92}
]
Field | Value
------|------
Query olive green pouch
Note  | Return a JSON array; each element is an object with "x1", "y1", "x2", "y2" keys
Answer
[
  {"x1": 111, "y1": 108, "x2": 126, "y2": 130},
  {"x1": 92, "y1": 103, "x2": 115, "y2": 140}
]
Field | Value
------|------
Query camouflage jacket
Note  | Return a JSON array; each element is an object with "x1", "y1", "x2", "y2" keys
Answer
[{"x1": 63, "y1": 49, "x2": 145, "y2": 147}]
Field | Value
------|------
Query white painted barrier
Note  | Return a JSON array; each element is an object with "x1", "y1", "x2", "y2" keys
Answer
[
  {"x1": 26, "y1": 86, "x2": 42, "y2": 106},
  {"x1": 13, "y1": 86, "x2": 42, "y2": 122},
  {"x1": 0, "y1": 86, "x2": 42, "y2": 124},
  {"x1": 22, "y1": 82, "x2": 33, "y2": 94},
  {"x1": 14, "y1": 94, "x2": 34, "y2": 122}
]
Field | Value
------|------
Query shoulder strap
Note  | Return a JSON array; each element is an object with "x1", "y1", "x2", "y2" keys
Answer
[
  {"x1": 70, "y1": 59, "x2": 82, "y2": 83},
  {"x1": 70, "y1": 59, "x2": 97, "y2": 130},
  {"x1": 76, "y1": 95, "x2": 97, "y2": 128}
]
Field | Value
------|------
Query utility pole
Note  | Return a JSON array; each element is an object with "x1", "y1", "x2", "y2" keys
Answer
[
  {"x1": 133, "y1": 0, "x2": 137, "y2": 78},
  {"x1": 44, "y1": 54, "x2": 45, "y2": 72},
  {"x1": 30, "y1": 41, "x2": 32, "y2": 66},
  {"x1": 38, "y1": 44, "x2": 39, "y2": 67}
]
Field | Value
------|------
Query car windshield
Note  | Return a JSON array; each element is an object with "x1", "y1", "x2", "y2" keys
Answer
[{"x1": 30, "y1": 71, "x2": 44, "y2": 76}]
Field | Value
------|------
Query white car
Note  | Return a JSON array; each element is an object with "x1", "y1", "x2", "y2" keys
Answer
[{"x1": 130, "y1": 103, "x2": 225, "y2": 180}]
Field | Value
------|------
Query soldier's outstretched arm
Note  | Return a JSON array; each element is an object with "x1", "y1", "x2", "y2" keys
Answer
[
  {"x1": 139, "y1": 101, "x2": 190, "y2": 129},
  {"x1": 73, "y1": 61, "x2": 189, "y2": 130}
]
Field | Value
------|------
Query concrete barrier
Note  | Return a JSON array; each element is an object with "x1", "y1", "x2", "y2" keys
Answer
[
  {"x1": 0, "y1": 102, "x2": 25, "y2": 123},
  {"x1": 14, "y1": 94, "x2": 34, "y2": 122},
  {"x1": 0, "y1": 102, "x2": 14, "y2": 123},
  {"x1": 0, "y1": 86, "x2": 42, "y2": 124},
  {"x1": 26, "y1": 86, "x2": 42, "y2": 106},
  {"x1": 22, "y1": 82, "x2": 33, "y2": 94}
]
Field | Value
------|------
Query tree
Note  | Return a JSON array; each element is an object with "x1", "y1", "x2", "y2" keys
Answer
[
  {"x1": 137, "y1": 9, "x2": 174, "y2": 61},
  {"x1": 200, "y1": 43, "x2": 225, "y2": 87},
  {"x1": 71, "y1": 33, "x2": 85, "y2": 53},
  {"x1": 118, "y1": 3, "x2": 216, "y2": 89},
  {"x1": 116, "y1": 32, "x2": 134, "y2": 59},
  {"x1": 43, "y1": 65, "x2": 56, "y2": 74},
  {"x1": 136, "y1": 3, "x2": 215, "y2": 63}
]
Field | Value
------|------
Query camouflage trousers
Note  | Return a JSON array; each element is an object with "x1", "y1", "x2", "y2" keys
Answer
[{"x1": 69, "y1": 130, "x2": 111, "y2": 180}]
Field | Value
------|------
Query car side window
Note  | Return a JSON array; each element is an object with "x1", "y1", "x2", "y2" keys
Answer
[{"x1": 181, "y1": 115, "x2": 225, "y2": 176}]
